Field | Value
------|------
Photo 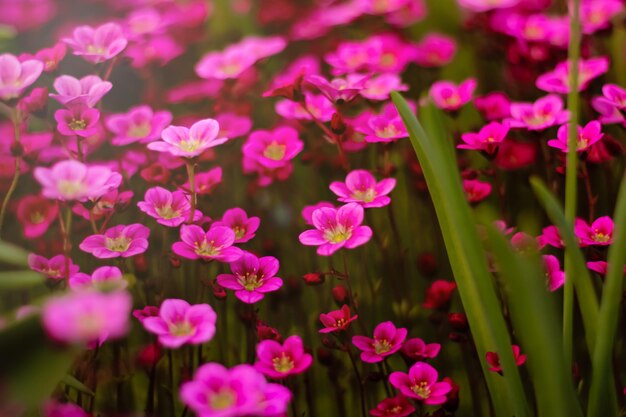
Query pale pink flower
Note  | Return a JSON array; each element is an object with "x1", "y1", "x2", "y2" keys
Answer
[
  {"x1": 360, "y1": 73, "x2": 408, "y2": 101},
  {"x1": 429, "y1": 78, "x2": 476, "y2": 111},
  {"x1": 275, "y1": 92, "x2": 335, "y2": 122},
  {"x1": 330, "y1": 169, "x2": 396, "y2": 208},
  {"x1": 142, "y1": 299, "x2": 217, "y2": 348},
  {"x1": 172, "y1": 224, "x2": 243, "y2": 262},
  {"x1": 212, "y1": 208, "x2": 260, "y2": 243},
  {"x1": 137, "y1": 187, "x2": 202, "y2": 227},
  {"x1": 0, "y1": 53, "x2": 43, "y2": 100},
  {"x1": 148, "y1": 118, "x2": 227, "y2": 158},
  {"x1": 389, "y1": 362, "x2": 452, "y2": 404},
  {"x1": 49, "y1": 75, "x2": 112, "y2": 108},
  {"x1": 255, "y1": 335, "x2": 313, "y2": 379},
  {"x1": 547, "y1": 121, "x2": 604, "y2": 153},
  {"x1": 63, "y1": 22, "x2": 128, "y2": 64},
  {"x1": 79, "y1": 224, "x2": 150, "y2": 259},
  {"x1": 28, "y1": 254, "x2": 79, "y2": 280},
  {"x1": 353, "y1": 321, "x2": 407, "y2": 363},
  {"x1": 216, "y1": 252, "x2": 283, "y2": 304},
  {"x1": 106, "y1": 105, "x2": 172, "y2": 146}
]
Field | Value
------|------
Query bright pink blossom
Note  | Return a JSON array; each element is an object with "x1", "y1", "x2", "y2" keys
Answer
[
  {"x1": 42, "y1": 290, "x2": 132, "y2": 344},
  {"x1": 0, "y1": 53, "x2": 43, "y2": 100},
  {"x1": 458, "y1": 122, "x2": 509, "y2": 154},
  {"x1": 50, "y1": 75, "x2": 111, "y2": 108},
  {"x1": 537, "y1": 225, "x2": 564, "y2": 249},
  {"x1": 547, "y1": 121, "x2": 604, "y2": 153},
  {"x1": 543, "y1": 255, "x2": 565, "y2": 291},
  {"x1": 216, "y1": 252, "x2": 283, "y2": 304},
  {"x1": 581, "y1": 0, "x2": 624, "y2": 33},
  {"x1": 242, "y1": 126, "x2": 304, "y2": 169},
  {"x1": 148, "y1": 118, "x2": 227, "y2": 158},
  {"x1": 63, "y1": 22, "x2": 128, "y2": 64},
  {"x1": 180, "y1": 363, "x2": 291, "y2": 417},
  {"x1": 301, "y1": 201, "x2": 335, "y2": 225},
  {"x1": 413, "y1": 33, "x2": 456, "y2": 67},
  {"x1": 354, "y1": 102, "x2": 409, "y2": 143},
  {"x1": 352, "y1": 321, "x2": 407, "y2": 363},
  {"x1": 255, "y1": 335, "x2": 313, "y2": 379},
  {"x1": 389, "y1": 362, "x2": 452, "y2": 404},
  {"x1": 458, "y1": 0, "x2": 520, "y2": 12},
  {"x1": 54, "y1": 105, "x2": 100, "y2": 137},
  {"x1": 182, "y1": 167, "x2": 222, "y2": 196},
  {"x1": 142, "y1": 299, "x2": 217, "y2": 349},
  {"x1": 329, "y1": 169, "x2": 396, "y2": 208},
  {"x1": 172, "y1": 224, "x2": 243, "y2": 262},
  {"x1": 69, "y1": 266, "x2": 126, "y2": 292},
  {"x1": 574, "y1": 216, "x2": 614, "y2": 246},
  {"x1": 402, "y1": 338, "x2": 441, "y2": 361},
  {"x1": 28, "y1": 254, "x2": 79, "y2": 280},
  {"x1": 474, "y1": 92, "x2": 511, "y2": 121},
  {"x1": 299, "y1": 203, "x2": 372, "y2": 256},
  {"x1": 430, "y1": 78, "x2": 476, "y2": 111},
  {"x1": 536, "y1": 57, "x2": 609, "y2": 94},
  {"x1": 587, "y1": 261, "x2": 626, "y2": 276},
  {"x1": 319, "y1": 304, "x2": 358, "y2": 333},
  {"x1": 79, "y1": 224, "x2": 150, "y2": 259},
  {"x1": 486, "y1": 345, "x2": 527, "y2": 373},
  {"x1": 507, "y1": 95, "x2": 570, "y2": 131},
  {"x1": 212, "y1": 208, "x2": 260, "y2": 243},
  {"x1": 137, "y1": 187, "x2": 201, "y2": 227},
  {"x1": 370, "y1": 395, "x2": 415, "y2": 417},
  {"x1": 216, "y1": 112, "x2": 253, "y2": 139},
  {"x1": 31, "y1": 43, "x2": 66, "y2": 73},
  {"x1": 43, "y1": 400, "x2": 89, "y2": 417},
  {"x1": 106, "y1": 105, "x2": 172, "y2": 146},
  {"x1": 34, "y1": 160, "x2": 122, "y2": 202},
  {"x1": 16, "y1": 195, "x2": 58, "y2": 238}
]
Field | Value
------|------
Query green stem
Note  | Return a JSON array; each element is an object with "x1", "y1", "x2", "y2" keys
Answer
[
  {"x1": 0, "y1": 109, "x2": 21, "y2": 239},
  {"x1": 186, "y1": 161, "x2": 196, "y2": 224}
]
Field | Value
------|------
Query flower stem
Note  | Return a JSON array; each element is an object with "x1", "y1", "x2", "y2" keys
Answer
[
  {"x1": 186, "y1": 161, "x2": 196, "y2": 223},
  {"x1": 0, "y1": 109, "x2": 22, "y2": 239},
  {"x1": 345, "y1": 345, "x2": 367, "y2": 417}
]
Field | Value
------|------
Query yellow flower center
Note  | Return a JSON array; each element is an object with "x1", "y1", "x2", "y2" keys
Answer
[
  {"x1": 30, "y1": 211, "x2": 45, "y2": 224},
  {"x1": 272, "y1": 353, "x2": 295, "y2": 373},
  {"x1": 238, "y1": 272, "x2": 263, "y2": 291},
  {"x1": 593, "y1": 231, "x2": 611, "y2": 243},
  {"x1": 69, "y1": 118, "x2": 87, "y2": 131},
  {"x1": 411, "y1": 381, "x2": 431, "y2": 399},
  {"x1": 195, "y1": 240, "x2": 221, "y2": 257},
  {"x1": 209, "y1": 389, "x2": 236, "y2": 410},
  {"x1": 179, "y1": 139, "x2": 201, "y2": 153},
  {"x1": 168, "y1": 321, "x2": 194, "y2": 337},
  {"x1": 57, "y1": 180, "x2": 85, "y2": 198},
  {"x1": 323, "y1": 225, "x2": 352, "y2": 244},
  {"x1": 376, "y1": 124, "x2": 401, "y2": 139},
  {"x1": 373, "y1": 339, "x2": 392, "y2": 355},
  {"x1": 87, "y1": 45, "x2": 107, "y2": 55},
  {"x1": 156, "y1": 205, "x2": 181, "y2": 220},
  {"x1": 128, "y1": 122, "x2": 151, "y2": 138},
  {"x1": 264, "y1": 142, "x2": 287, "y2": 161},
  {"x1": 351, "y1": 188, "x2": 376, "y2": 203},
  {"x1": 106, "y1": 236, "x2": 132, "y2": 252}
]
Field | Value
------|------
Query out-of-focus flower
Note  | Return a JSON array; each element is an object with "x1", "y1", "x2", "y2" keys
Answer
[
  {"x1": 537, "y1": 225, "x2": 565, "y2": 249},
  {"x1": 182, "y1": 167, "x2": 222, "y2": 195},
  {"x1": 172, "y1": 224, "x2": 243, "y2": 262},
  {"x1": 413, "y1": 33, "x2": 456, "y2": 67},
  {"x1": 423, "y1": 280, "x2": 456, "y2": 309},
  {"x1": 137, "y1": 187, "x2": 201, "y2": 227},
  {"x1": 255, "y1": 335, "x2": 312, "y2": 379},
  {"x1": 69, "y1": 266, "x2": 126, "y2": 292},
  {"x1": 536, "y1": 57, "x2": 609, "y2": 94},
  {"x1": 574, "y1": 216, "x2": 614, "y2": 246},
  {"x1": 32, "y1": 43, "x2": 66, "y2": 73},
  {"x1": 547, "y1": 121, "x2": 604, "y2": 153},
  {"x1": 148, "y1": 118, "x2": 227, "y2": 158},
  {"x1": 106, "y1": 105, "x2": 172, "y2": 146},
  {"x1": 352, "y1": 321, "x2": 407, "y2": 363},
  {"x1": 79, "y1": 224, "x2": 150, "y2": 259},
  {"x1": 301, "y1": 202, "x2": 335, "y2": 225},
  {"x1": 402, "y1": 338, "x2": 441, "y2": 361},
  {"x1": 581, "y1": 0, "x2": 623, "y2": 34},
  {"x1": 429, "y1": 78, "x2": 476, "y2": 111},
  {"x1": 353, "y1": 102, "x2": 409, "y2": 143},
  {"x1": 50, "y1": 75, "x2": 112, "y2": 108},
  {"x1": 319, "y1": 304, "x2": 357, "y2": 333},
  {"x1": 486, "y1": 344, "x2": 527, "y2": 373},
  {"x1": 28, "y1": 254, "x2": 79, "y2": 280},
  {"x1": 458, "y1": 122, "x2": 509, "y2": 154},
  {"x1": 474, "y1": 92, "x2": 511, "y2": 121},
  {"x1": 592, "y1": 83, "x2": 626, "y2": 125},
  {"x1": 275, "y1": 92, "x2": 335, "y2": 122},
  {"x1": 370, "y1": 394, "x2": 416, "y2": 417},
  {"x1": 361, "y1": 73, "x2": 408, "y2": 101},
  {"x1": 543, "y1": 255, "x2": 565, "y2": 291},
  {"x1": 389, "y1": 362, "x2": 452, "y2": 404},
  {"x1": 212, "y1": 207, "x2": 260, "y2": 243},
  {"x1": 63, "y1": 22, "x2": 128, "y2": 64},
  {"x1": 16, "y1": 195, "x2": 58, "y2": 238},
  {"x1": 43, "y1": 400, "x2": 90, "y2": 417},
  {"x1": 0, "y1": 53, "x2": 43, "y2": 101},
  {"x1": 507, "y1": 95, "x2": 569, "y2": 131},
  {"x1": 304, "y1": 73, "x2": 370, "y2": 103},
  {"x1": 329, "y1": 169, "x2": 396, "y2": 208},
  {"x1": 216, "y1": 252, "x2": 283, "y2": 304},
  {"x1": 463, "y1": 179, "x2": 492, "y2": 203}
]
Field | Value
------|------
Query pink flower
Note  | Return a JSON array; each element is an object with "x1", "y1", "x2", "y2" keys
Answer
[
  {"x1": 486, "y1": 345, "x2": 527, "y2": 373},
  {"x1": 413, "y1": 33, "x2": 457, "y2": 68},
  {"x1": 543, "y1": 255, "x2": 565, "y2": 291},
  {"x1": 216, "y1": 112, "x2": 253, "y2": 139},
  {"x1": 475, "y1": 92, "x2": 511, "y2": 121},
  {"x1": 536, "y1": 57, "x2": 609, "y2": 94},
  {"x1": 133, "y1": 306, "x2": 159, "y2": 323},
  {"x1": 16, "y1": 195, "x2": 58, "y2": 238},
  {"x1": 463, "y1": 179, "x2": 492, "y2": 203},
  {"x1": 49, "y1": 75, "x2": 112, "y2": 108},
  {"x1": 429, "y1": 78, "x2": 476, "y2": 111},
  {"x1": 458, "y1": 122, "x2": 509, "y2": 154},
  {"x1": 33, "y1": 43, "x2": 67, "y2": 73},
  {"x1": 43, "y1": 400, "x2": 89, "y2": 417},
  {"x1": 28, "y1": 254, "x2": 79, "y2": 280},
  {"x1": 255, "y1": 335, "x2": 313, "y2": 379},
  {"x1": 72, "y1": 189, "x2": 133, "y2": 221},
  {"x1": 212, "y1": 208, "x2": 260, "y2": 243},
  {"x1": 354, "y1": 102, "x2": 409, "y2": 143},
  {"x1": 370, "y1": 395, "x2": 415, "y2": 417},
  {"x1": 148, "y1": 118, "x2": 227, "y2": 158},
  {"x1": 79, "y1": 224, "x2": 150, "y2": 259},
  {"x1": 402, "y1": 338, "x2": 441, "y2": 361},
  {"x1": 299, "y1": 203, "x2": 373, "y2": 256},
  {"x1": 242, "y1": 126, "x2": 304, "y2": 169},
  {"x1": 360, "y1": 73, "x2": 408, "y2": 101},
  {"x1": 507, "y1": 95, "x2": 570, "y2": 131},
  {"x1": 216, "y1": 252, "x2": 283, "y2": 304},
  {"x1": 352, "y1": 321, "x2": 407, "y2": 363},
  {"x1": 304, "y1": 73, "x2": 370, "y2": 103},
  {"x1": 180, "y1": 363, "x2": 291, "y2": 417},
  {"x1": 389, "y1": 362, "x2": 452, "y2": 404},
  {"x1": 142, "y1": 299, "x2": 217, "y2": 348},
  {"x1": 329, "y1": 169, "x2": 396, "y2": 208},
  {"x1": 574, "y1": 216, "x2": 614, "y2": 246},
  {"x1": 34, "y1": 160, "x2": 122, "y2": 202},
  {"x1": 275, "y1": 92, "x2": 335, "y2": 122},
  {"x1": 318, "y1": 304, "x2": 358, "y2": 334},
  {"x1": 182, "y1": 167, "x2": 222, "y2": 195},
  {"x1": 137, "y1": 187, "x2": 201, "y2": 227},
  {"x1": 69, "y1": 266, "x2": 127, "y2": 292},
  {"x1": 106, "y1": 105, "x2": 172, "y2": 146},
  {"x1": 495, "y1": 139, "x2": 537, "y2": 170},
  {"x1": 547, "y1": 121, "x2": 604, "y2": 153},
  {"x1": 301, "y1": 201, "x2": 335, "y2": 225},
  {"x1": 587, "y1": 261, "x2": 626, "y2": 276},
  {"x1": 0, "y1": 53, "x2": 43, "y2": 100},
  {"x1": 54, "y1": 105, "x2": 100, "y2": 138},
  {"x1": 63, "y1": 22, "x2": 128, "y2": 64},
  {"x1": 172, "y1": 224, "x2": 243, "y2": 262},
  {"x1": 581, "y1": 0, "x2": 623, "y2": 33},
  {"x1": 458, "y1": 0, "x2": 520, "y2": 12},
  {"x1": 537, "y1": 225, "x2": 565, "y2": 249},
  {"x1": 42, "y1": 290, "x2": 132, "y2": 344},
  {"x1": 423, "y1": 280, "x2": 456, "y2": 309}
]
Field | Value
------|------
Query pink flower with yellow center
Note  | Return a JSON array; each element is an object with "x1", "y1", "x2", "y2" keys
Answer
[
  {"x1": 330, "y1": 169, "x2": 396, "y2": 208},
  {"x1": 242, "y1": 126, "x2": 304, "y2": 169},
  {"x1": 352, "y1": 321, "x2": 407, "y2": 363},
  {"x1": 507, "y1": 95, "x2": 570, "y2": 131},
  {"x1": 79, "y1": 224, "x2": 150, "y2": 259},
  {"x1": 172, "y1": 224, "x2": 243, "y2": 262},
  {"x1": 255, "y1": 335, "x2": 313, "y2": 379},
  {"x1": 547, "y1": 121, "x2": 604, "y2": 153},
  {"x1": 389, "y1": 362, "x2": 452, "y2": 405},
  {"x1": 574, "y1": 216, "x2": 614, "y2": 246},
  {"x1": 63, "y1": 22, "x2": 128, "y2": 64},
  {"x1": 429, "y1": 78, "x2": 476, "y2": 111},
  {"x1": 216, "y1": 252, "x2": 283, "y2": 304},
  {"x1": 148, "y1": 118, "x2": 227, "y2": 159}
]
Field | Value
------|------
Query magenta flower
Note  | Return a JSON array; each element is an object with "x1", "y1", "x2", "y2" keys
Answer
[
  {"x1": 133, "y1": 306, "x2": 159, "y2": 324},
  {"x1": 370, "y1": 395, "x2": 415, "y2": 417},
  {"x1": 587, "y1": 261, "x2": 626, "y2": 276},
  {"x1": 475, "y1": 92, "x2": 511, "y2": 121},
  {"x1": 458, "y1": 122, "x2": 509, "y2": 154},
  {"x1": 33, "y1": 43, "x2": 66, "y2": 73},
  {"x1": 592, "y1": 84, "x2": 626, "y2": 125},
  {"x1": 547, "y1": 121, "x2": 604, "y2": 153},
  {"x1": 463, "y1": 179, "x2": 492, "y2": 203},
  {"x1": 16, "y1": 195, "x2": 58, "y2": 238},
  {"x1": 458, "y1": 0, "x2": 519, "y2": 12},
  {"x1": 301, "y1": 201, "x2": 335, "y2": 225},
  {"x1": 329, "y1": 169, "x2": 396, "y2": 208},
  {"x1": 50, "y1": 75, "x2": 112, "y2": 108},
  {"x1": 354, "y1": 102, "x2": 410, "y2": 143},
  {"x1": 486, "y1": 345, "x2": 527, "y2": 373},
  {"x1": 361, "y1": 73, "x2": 408, "y2": 101},
  {"x1": 54, "y1": 105, "x2": 100, "y2": 138},
  {"x1": 69, "y1": 266, "x2": 126, "y2": 292},
  {"x1": 319, "y1": 304, "x2": 358, "y2": 333},
  {"x1": 536, "y1": 57, "x2": 609, "y2": 94},
  {"x1": 299, "y1": 203, "x2": 373, "y2": 256},
  {"x1": 148, "y1": 118, "x2": 227, "y2": 158},
  {"x1": 180, "y1": 363, "x2": 291, "y2": 417},
  {"x1": 582, "y1": 1, "x2": 624, "y2": 33},
  {"x1": 28, "y1": 254, "x2": 79, "y2": 280},
  {"x1": 413, "y1": 33, "x2": 456, "y2": 67},
  {"x1": 182, "y1": 167, "x2": 222, "y2": 196},
  {"x1": 402, "y1": 338, "x2": 441, "y2": 362},
  {"x1": 137, "y1": 187, "x2": 201, "y2": 227},
  {"x1": 543, "y1": 255, "x2": 565, "y2": 292},
  {"x1": 142, "y1": 299, "x2": 217, "y2": 348},
  {"x1": 79, "y1": 224, "x2": 150, "y2": 259},
  {"x1": 195, "y1": 48, "x2": 256, "y2": 80},
  {"x1": 42, "y1": 290, "x2": 132, "y2": 344},
  {"x1": 216, "y1": 112, "x2": 253, "y2": 139},
  {"x1": 275, "y1": 92, "x2": 335, "y2": 122},
  {"x1": 172, "y1": 224, "x2": 243, "y2": 262},
  {"x1": 574, "y1": 216, "x2": 614, "y2": 246},
  {"x1": 0, "y1": 53, "x2": 43, "y2": 100},
  {"x1": 304, "y1": 73, "x2": 370, "y2": 103},
  {"x1": 216, "y1": 252, "x2": 283, "y2": 304},
  {"x1": 242, "y1": 126, "x2": 304, "y2": 169},
  {"x1": 537, "y1": 225, "x2": 564, "y2": 249},
  {"x1": 212, "y1": 208, "x2": 260, "y2": 243},
  {"x1": 63, "y1": 22, "x2": 128, "y2": 64},
  {"x1": 429, "y1": 78, "x2": 476, "y2": 111},
  {"x1": 73, "y1": 189, "x2": 133, "y2": 221},
  {"x1": 43, "y1": 400, "x2": 89, "y2": 417},
  {"x1": 507, "y1": 95, "x2": 570, "y2": 131},
  {"x1": 389, "y1": 362, "x2": 452, "y2": 404},
  {"x1": 352, "y1": 321, "x2": 407, "y2": 363},
  {"x1": 106, "y1": 105, "x2": 172, "y2": 146},
  {"x1": 34, "y1": 160, "x2": 122, "y2": 202},
  {"x1": 255, "y1": 335, "x2": 313, "y2": 379}
]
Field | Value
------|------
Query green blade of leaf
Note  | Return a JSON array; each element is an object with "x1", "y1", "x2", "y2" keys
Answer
[
  {"x1": 0, "y1": 270, "x2": 44, "y2": 290},
  {"x1": 392, "y1": 92, "x2": 531, "y2": 417},
  {"x1": 62, "y1": 374, "x2": 95, "y2": 397},
  {"x1": 0, "y1": 240, "x2": 30, "y2": 267}
]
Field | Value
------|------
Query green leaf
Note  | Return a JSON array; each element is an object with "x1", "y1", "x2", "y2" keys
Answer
[
  {"x1": 486, "y1": 225, "x2": 583, "y2": 417},
  {"x1": 0, "y1": 240, "x2": 30, "y2": 267},
  {"x1": 392, "y1": 92, "x2": 531, "y2": 417},
  {"x1": 62, "y1": 374, "x2": 95, "y2": 397},
  {"x1": 587, "y1": 175, "x2": 626, "y2": 417},
  {"x1": 0, "y1": 270, "x2": 44, "y2": 290}
]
